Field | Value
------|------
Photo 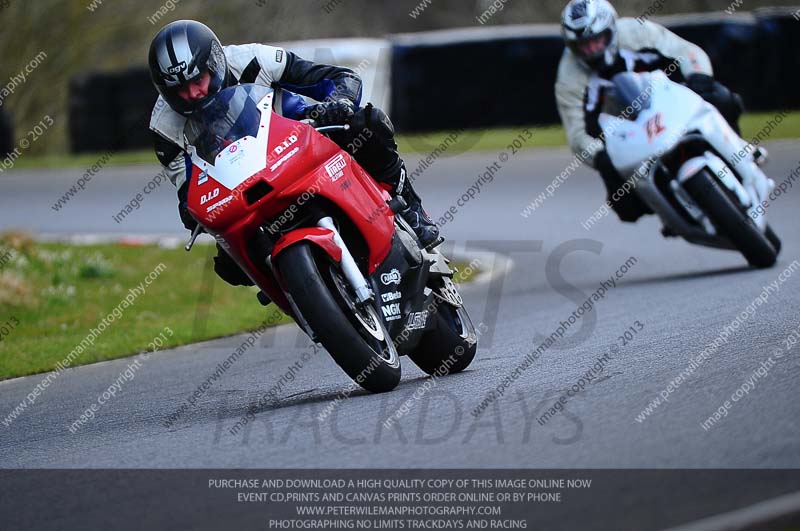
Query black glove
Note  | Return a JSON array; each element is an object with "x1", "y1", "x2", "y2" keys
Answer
[
  {"x1": 213, "y1": 244, "x2": 255, "y2": 286},
  {"x1": 177, "y1": 182, "x2": 198, "y2": 231},
  {"x1": 593, "y1": 149, "x2": 617, "y2": 178},
  {"x1": 685, "y1": 73, "x2": 715, "y2": 99},
  {"x1": 306, "y1": 98, "x2": 355, "y2": 127},
  {"x1": 594, "y1": 150, "x2": 651, "y2": 222},
  {"x1": 686, "y1": 73, "x2": 743, "y2": 133}
]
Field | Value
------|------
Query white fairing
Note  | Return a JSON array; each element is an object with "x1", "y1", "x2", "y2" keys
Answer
[
  {"x1": 601, "y1": 74, "x2": 702, "y2": 173},
  {"x1": 185, "y1": 92, "x2": 273, "y2": 192},
  {"x1": 601, "y1": 71, "x2": 774, "y2": 231}
]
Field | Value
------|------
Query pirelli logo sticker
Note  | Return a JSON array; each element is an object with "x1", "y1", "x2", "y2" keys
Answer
[{"x1": 325, "y1": 153, "x2": 347, "y2": 182}]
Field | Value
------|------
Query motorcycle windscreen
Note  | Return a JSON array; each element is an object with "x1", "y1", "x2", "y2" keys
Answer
[
  {"x1": 600, "y1": 72, "x2": 653, "y2": 121},
  {"x1": 185, "y1": 84, "x2": 272, "y2": 162}
]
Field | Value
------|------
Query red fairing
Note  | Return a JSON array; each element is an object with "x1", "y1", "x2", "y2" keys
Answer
[
  {"x1": 184, "y1": 110, "x2": 395, "y2": 315},
  {"x1": 259, "y1": 115, "x2": 395, "y2": 272},
  {"x1": 272, "y1": 228, "x2": 342, "y2": 264}
]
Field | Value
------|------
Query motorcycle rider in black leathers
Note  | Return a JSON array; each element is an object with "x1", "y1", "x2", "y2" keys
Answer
[
  {"x1": 148, "y1": 20, "x2": 439, "y2": 289},
  {"x1": 555, "y1": 0, "x2": 761, "y2": 223}
]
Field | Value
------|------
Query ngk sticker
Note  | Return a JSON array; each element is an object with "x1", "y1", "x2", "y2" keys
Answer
[
  {"x1": 381, "y1": 303, "x2": 401, "y2": 321},
  {"x1": 325, "y1": 154, "x2": 347, "y2": 182}
]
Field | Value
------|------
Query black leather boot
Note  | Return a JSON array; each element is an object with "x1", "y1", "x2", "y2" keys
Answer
[{"x1": 394, "y1": 164, "x2": 440, "y2": 247}]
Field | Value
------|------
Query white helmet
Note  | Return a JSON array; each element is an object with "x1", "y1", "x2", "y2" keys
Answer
[{"x1": 561, "y1": 0, "x2": 620, "y2": 70}]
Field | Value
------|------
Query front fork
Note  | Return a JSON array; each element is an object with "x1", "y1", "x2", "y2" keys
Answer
[{"x1": 317, "y1": 216, "x2": 374, "y2": 304}]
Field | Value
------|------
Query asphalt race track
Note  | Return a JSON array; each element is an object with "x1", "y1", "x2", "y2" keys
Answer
[{"x1": 2, "y1": 141, "x2": 799, "y2": 529}]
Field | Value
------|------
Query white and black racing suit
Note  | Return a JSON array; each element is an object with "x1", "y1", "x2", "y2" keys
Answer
[
  {"x1": 555, "y1": 18, "x2": 744, "y2": 221},
  {"x1": 150, "y1": 44, "x2": 409, "y2": 286}
]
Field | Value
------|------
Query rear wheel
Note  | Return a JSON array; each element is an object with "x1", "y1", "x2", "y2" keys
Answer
[
  {"x1": 408, "y1": 281, "x2": 477, "y2": 375},
  {"x1": 278, "y1": 243, "x2": 400, "y2": 393},
  {"x1": 683, "y1": 170, "x2": 777, "y2": 268}
]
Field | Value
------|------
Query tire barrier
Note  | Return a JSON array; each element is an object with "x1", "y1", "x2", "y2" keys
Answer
[
  {"x1": 391, "y1": 27, "x2": 565, "y2": 132},
  {"x1": 68, "y1": 67, "x2": 157, "y2": 153},
  {"x1": 752, "y1": 7, "x2": 800, "y2": 111},
  {"x1": 66, "y1": 9, "x2": 800, "y2": 148},
  {"x1": 0, "y1": 107, "x2": 13, "y2": 158},
  {"x1": 390, "y1": 9, "x2": 800, "y2": 131}
]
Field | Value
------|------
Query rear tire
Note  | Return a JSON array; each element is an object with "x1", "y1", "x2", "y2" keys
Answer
[
  {"x1": 408, "y1": 299, "x2": 477, "y2": 376},
  {"x1": 683, "y1": 170, "x2": 777, "y2": 269},
  {"x1": 277, "y1": 243, "x2": 400, "y2": 393}
]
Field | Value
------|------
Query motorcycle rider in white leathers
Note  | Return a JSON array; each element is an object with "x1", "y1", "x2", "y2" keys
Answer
[
  {"x1": 555, "y1": 0, "x2": 757, "y2": 222},
  {"x1": 148, "y1": 20, "x2": 439, "y2": 289}
]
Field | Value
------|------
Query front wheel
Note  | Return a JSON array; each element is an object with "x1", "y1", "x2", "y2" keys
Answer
[
  {"x1": 683, "y1": 170, "x2": 778, "y2": 268},
  {"x1": 277, "y1": 243, "x2": 400, "y2": 393},
  {"x1": 765, "y1": 224, "x2": 782, "y2": 255},
  {"x1": 408, "y1": 283, "x2": 478, "y2": 375}
]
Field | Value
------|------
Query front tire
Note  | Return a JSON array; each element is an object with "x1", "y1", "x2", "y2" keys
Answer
[
  {"x1": 683, "y1": 170, "x2": 777, "y2": 268},
  {"x1": 765, "y1": 224, "x2": 782, "y2": 255},
  {"x1": 278, "y1": 243, "x2": 400, "y2": 393}
]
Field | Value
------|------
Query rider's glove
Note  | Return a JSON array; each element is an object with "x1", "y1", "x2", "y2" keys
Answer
[
  {"x1": 685, "y1": 73, "x2": 715, "y2": 99},
  {"x1": 177, "y1": 182, "x2": 198, "y2": 231},
  {"x1": 686, "y1": 73, "x2": 744, "y2": 133},
  {"x1": 306, "y1": 99, "x2": 355, "y2": 127},
  {"x1": 593, "y1": 149, "x2": 616, "y2": 177},
  {"x1": 179, "y1": 201, "x2": 198, "y2": 231}
]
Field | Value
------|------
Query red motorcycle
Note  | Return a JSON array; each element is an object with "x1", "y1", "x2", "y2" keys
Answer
[{"x1": 182, "y1": 84, "x2": 477, "y2": 392}]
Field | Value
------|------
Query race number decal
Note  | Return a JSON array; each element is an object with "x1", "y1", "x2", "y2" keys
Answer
[{"x1": 645, "y1": 113, "x2": 666, "y2": 143}]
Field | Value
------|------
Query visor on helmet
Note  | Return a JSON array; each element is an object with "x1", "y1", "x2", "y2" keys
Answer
[
  {"x1": 567, "y1": 28, "x2": 613, "y2": 69},
  {"x1": 159, "y1": 52, "x2": 226, "y2": 116}
]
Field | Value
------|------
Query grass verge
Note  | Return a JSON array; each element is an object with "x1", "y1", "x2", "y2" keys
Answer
[
  {"x1": 398, "y1": 111, "x2": 800, "y2": 155},
  {"x1": 0, "y1": 233, "x2": 478, "y2": 380},
  {"x1": 14, "y1": 111, "x2": 799, "y2": 170},
  {"x1": 0, "y1": 234, "x2": 288, "y2": 380}
]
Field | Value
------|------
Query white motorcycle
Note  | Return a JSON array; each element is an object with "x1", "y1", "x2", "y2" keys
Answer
[{"x1": 600, "y1": 71, "x2": 781, "y2": 268}]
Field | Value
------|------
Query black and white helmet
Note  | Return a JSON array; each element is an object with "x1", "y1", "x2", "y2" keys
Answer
[
  {"x1": 561, "y1": 0, "x2": 619, "y2": 70},
  {"x1": 148, "y1": 20, "x2": 228, "y2": 117}
]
